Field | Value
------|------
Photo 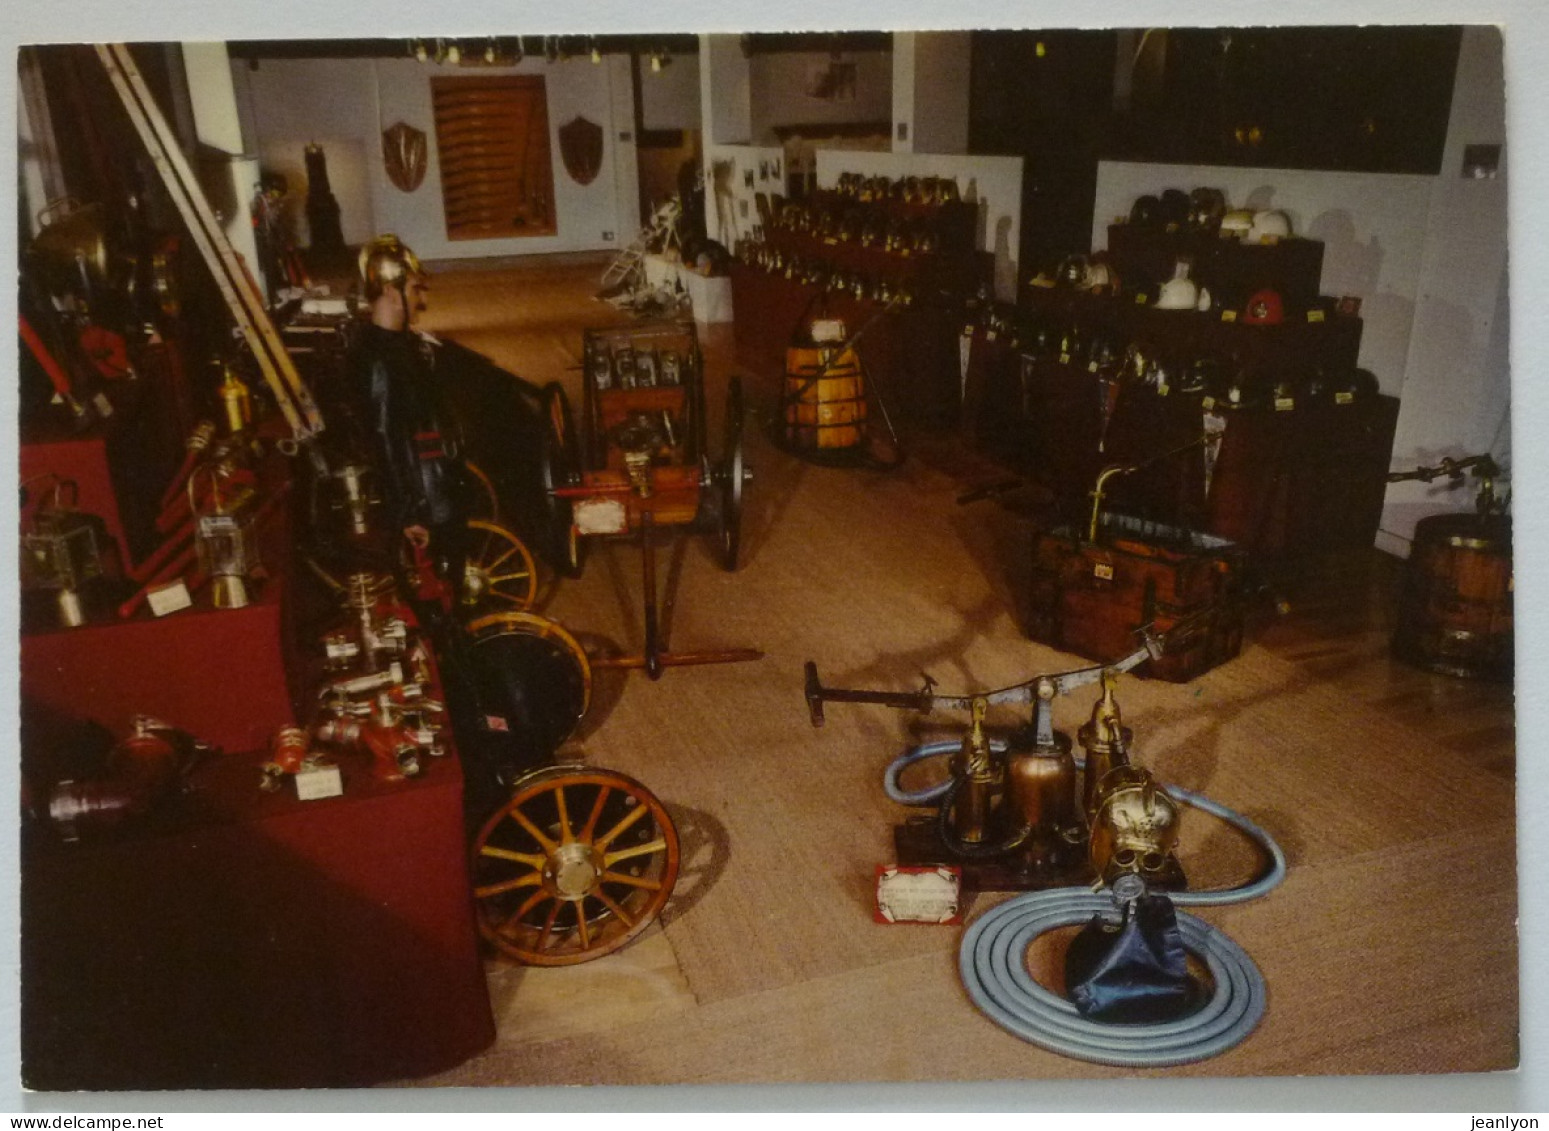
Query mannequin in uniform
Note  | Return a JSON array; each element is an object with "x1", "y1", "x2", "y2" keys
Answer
[{"x1": 348, "y1": 234, "x2": 471, "y2": 603}]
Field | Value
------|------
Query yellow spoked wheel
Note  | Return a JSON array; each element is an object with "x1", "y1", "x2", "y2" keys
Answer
[
  {"x1": 465, "y1": 610, "x2": 593, "y2": 721},
  {"x1": 461, "y1": 519, "x2": 537, "y2": 612},
  {"x1": 472, "y1": 765, "x2": 680, "y2": 966}
]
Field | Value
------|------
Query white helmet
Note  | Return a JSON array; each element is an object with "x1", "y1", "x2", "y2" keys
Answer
[
  {"x1": 1155, "y1": 260, "x2": 1198, "y2": 311},
  {"x1": 1219, "y1": 210, "x2": 1254, "y2": 238},
  {"x1": 1247, "y1": 209, "x2": 1292, "y2": 244}
]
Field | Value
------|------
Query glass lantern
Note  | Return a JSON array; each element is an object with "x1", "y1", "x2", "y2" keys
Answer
[
  {"x1": 196, "y1": 507, "x2": 259, "y2": 609},
  {"x1": 20, "y1": 483, "x2": 107, "y2": 628},
  {"x1": 22, "y1": 509, "x2": 108, "y2": 627}
]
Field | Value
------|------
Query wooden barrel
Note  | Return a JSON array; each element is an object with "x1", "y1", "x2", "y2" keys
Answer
[
  {"x1": 1392, "y1": 512, "x2": 1513, "y2": 680},
  {"x1": 782, "y1": 344, "x2": 868, "y2": 451}
]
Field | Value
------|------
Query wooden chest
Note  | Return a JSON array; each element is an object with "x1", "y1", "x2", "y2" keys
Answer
[{"x1": 1026, "y1": 516, "x2": 1246, "y2": 682}]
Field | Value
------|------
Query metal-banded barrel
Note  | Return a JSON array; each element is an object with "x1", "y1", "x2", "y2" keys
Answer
[
  {"x1": 1392, "y1": 512, "x2": 1513, "y2": 681},
  {"x1": 783, "y1": 344, "x2": 868, "y2": 451}
]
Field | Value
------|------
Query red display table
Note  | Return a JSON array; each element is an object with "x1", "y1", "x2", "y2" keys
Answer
[
  {"x1": 20, "y1": 744, "x2": 496, "y2": 1090},
  {"x1": 21, "y1": 573, "x2": 299, "y2": 755}
]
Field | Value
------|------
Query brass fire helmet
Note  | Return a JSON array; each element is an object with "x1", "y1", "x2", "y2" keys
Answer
[
  {"x1": 358, "y1": 234, "x2": 427, "y2": 303},
  {"x1": 1088, "y1": 764, "x2": 1181, "y2": 883}
]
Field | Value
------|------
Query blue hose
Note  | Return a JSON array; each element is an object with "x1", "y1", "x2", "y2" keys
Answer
[
  {"x1": 882, "y1": 740, "x2": 1286, "y2": 1063},
  {"x1": 959, "y1": 889, "x2": 1268, "y2": 1067}
]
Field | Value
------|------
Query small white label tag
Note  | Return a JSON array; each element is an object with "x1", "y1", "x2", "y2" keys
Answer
[
  {"x1": 295, "y1": 765, "x2": 344, "y2": 801},
  {"x1": 576, "y1": 496, "x2": 628, "y2": 535},
  {"x1": 1307, "y1": 308, "x2": 1326, "y2": 322},
  {"x1": 1275, "y1": 397, "x2": 1295, "y2": 412},
  {"x1": 875, "y1": 866, "x2": 961, "y2": 924},
  {"x1": 147, "y1": 580, "x2": 193, "y2": 617},
  {"x1": 1335, "y1": 391, "x2": 1354, "y2": 405},
  {"x1": 1094, "y1": 562, "x2": 1115, "y2": 581},
  {"x1": 809, "y1": 318, "x2": 846, "y2": 343}
]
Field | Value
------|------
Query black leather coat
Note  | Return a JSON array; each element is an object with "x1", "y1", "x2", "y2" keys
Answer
[{"x1": 348, "y1": 323, "x2": 470, "y2": 532}]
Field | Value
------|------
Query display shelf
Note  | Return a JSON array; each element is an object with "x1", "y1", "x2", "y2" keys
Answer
[
  {"x1": 1104, "y1": 224, "x2": 1327, "y2": 310},
  {"x1": 1019, "y1": 286, "x2": 1364, "y2": 375},
  {"x1": 1002, "y1": 355, "x2": 1400, "y2": 561},
  {"x1": 20, "y1": 739, "x2": 495, "y2": 1090}
]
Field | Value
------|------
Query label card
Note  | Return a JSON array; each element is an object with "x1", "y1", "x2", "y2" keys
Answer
[
  {"x1": 576, "y1": 497, "x2": 628, "y2": 536},
  {"x1": 875, "y1": 865, "x2": 962, "y2": 924},
  {"x1": 147, "y1": 580, "x2": 193, "y2": 617},
  {"x1": 295, "y1": 765, "x2": 344, "y2": 801}
]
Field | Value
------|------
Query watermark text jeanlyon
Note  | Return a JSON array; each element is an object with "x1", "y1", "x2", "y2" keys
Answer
[{"x1": 1471, "y1": 1120, "x2": 1539, "y2": 1131}]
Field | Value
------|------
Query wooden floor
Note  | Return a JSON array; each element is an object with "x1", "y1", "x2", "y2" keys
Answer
[{"x1": 396, "y1": 255, "x2": 1520, "y2": 1099}]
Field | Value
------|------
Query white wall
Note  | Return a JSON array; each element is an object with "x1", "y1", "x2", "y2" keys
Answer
[
  {"x1": 1093, "y1": 161, "x2": 1434, "y2": 390},
  {"x1": 231, "y1": 57, "x2": 389, "y2": 250},
  {"x1": 233, "y1": 53, "x2": 637, "y2": 261},
  {"x1": 895, "y1": 32, "x2": 971, "y2": 156},
  {"x1": 816, "y1": 149, "x2": 1025, "y2": 301},
  {"x1": 748, "y1": 50, "x2": 892, "y2": 144},
  {"x1": 702, "y1": 142, "x2": 785, "y2": 248},
  {"x1": 1380, "y1": 25, "x2": 1509, "y2": 551},
  {"x1": 702, "y1": 35, "x2": 751, "y2": 146},
  {"x1": 640, "y1": 52, "x2": 701, "y2": 132}
]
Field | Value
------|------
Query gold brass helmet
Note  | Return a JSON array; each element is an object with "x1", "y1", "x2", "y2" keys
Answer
[
  {"x1": 1088, "y1": 764, "x2": 1181, "y2": 884},
  {"x1": 29, "y1": 201, "x2": 113, "y2": 301},
  {"x1": 358, "y1": 234, "x2": 427, "y2": 302}
]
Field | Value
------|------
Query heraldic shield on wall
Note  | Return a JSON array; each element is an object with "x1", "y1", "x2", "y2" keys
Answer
[
  {"x1": 559, "y1": 115, "x2": 603, "y2": 186},
  {"x1": 383, "y1": 121, "x2": 428, "y2": 193}
]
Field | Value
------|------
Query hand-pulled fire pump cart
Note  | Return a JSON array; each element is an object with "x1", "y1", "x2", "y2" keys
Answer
[
  {"x1": 539, "y1": 320, "x2": 759, "y2": 679},
  {"x1": 289, "y1": 404, "x2": 682, "y2": 968}
]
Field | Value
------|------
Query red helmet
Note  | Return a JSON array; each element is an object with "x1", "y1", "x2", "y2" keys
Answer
[{"x1": 1243, "y1": 288, "x2": 1285, "y2": 326}]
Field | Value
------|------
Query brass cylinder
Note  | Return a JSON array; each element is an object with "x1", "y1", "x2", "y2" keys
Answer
[
  {"x1": 1005, "y1": 731, "x2": 1077, "y2": 838},
  {"x1": 1078, "y1": 675, "x2": 1132, "y2": 816},
  {"x1": 949, "y1": 697, "x2": 998, "y2": 844},
  {"x1": 211, "y1": 573, "x2": 250, "y2": 609},
  {"x1": 953, "y1": 774, "x2": 996, "y2": 844}
]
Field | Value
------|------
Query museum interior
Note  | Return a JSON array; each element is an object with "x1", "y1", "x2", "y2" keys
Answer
[{"x1": 13, "y1": 28, "x2": 1518, "y2": 1094}]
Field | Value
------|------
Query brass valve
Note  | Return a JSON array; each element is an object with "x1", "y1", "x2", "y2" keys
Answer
[
  {"x1": 1078, "y1": 670, "x2": 1133, "y2": 816},
  {"x1": 950, "y1": 697, "x2": 999, "y2": 844}
]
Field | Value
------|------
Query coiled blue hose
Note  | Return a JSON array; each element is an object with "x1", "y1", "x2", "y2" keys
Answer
[
  {"x1": 959, "y1": 889, "x2": 1268, "y2": 1067},
  {"x1": 882, "y1": 740, "x2": 1286, "y2": 1063}
]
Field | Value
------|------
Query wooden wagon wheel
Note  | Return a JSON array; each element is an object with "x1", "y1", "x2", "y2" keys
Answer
[
  {"x1": 460, "y1": 519, "x2": 537, "y2": 612},
  {"x1": 540, "y1": 381, "x2": 586, "y2": 578},
  {"x1": 471, "y1": 765, "x2": 680, "y2": 966},
  {"x1": 464, "y1": 459, "x2": 500, "y2": 523},
  {"x1": 715, "y1": 375, "x2": 747, "y2": 572},
  {"x1": 466, "y1": 609, "x2": 593, "y2": 720}
]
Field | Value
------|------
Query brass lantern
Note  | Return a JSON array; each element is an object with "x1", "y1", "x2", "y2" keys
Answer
[
  {"x1": 21, "y1": 479, "x2": 108, "y2": 628},
  {"x1": 192, "y1": 467, "x2": 259, "y2": 609}
]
